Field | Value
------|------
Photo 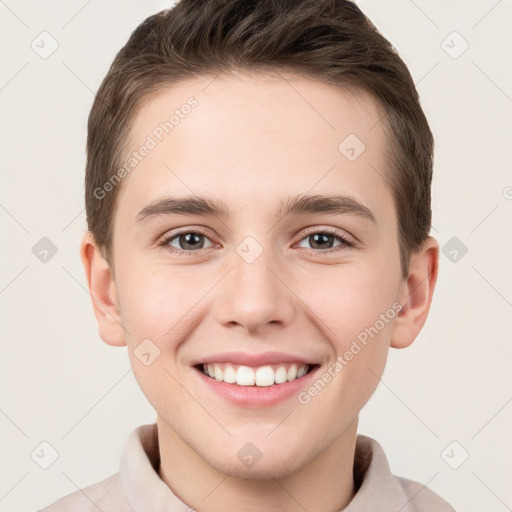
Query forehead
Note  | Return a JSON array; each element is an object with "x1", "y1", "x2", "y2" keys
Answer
[
  {"x1": 117, "y1": 70, "x2": 392, "y2": 223},
  {"x1": 129, "y1": 69, "x2": 385, "y2": 150}
]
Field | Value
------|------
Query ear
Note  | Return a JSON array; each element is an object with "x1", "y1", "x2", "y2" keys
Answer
[
  {"x1": 80, "y1": 231, "x2": 126, "y2": 347},
  {"x1": 391, "y1": 236, "x2": 439, "y2": 349}
]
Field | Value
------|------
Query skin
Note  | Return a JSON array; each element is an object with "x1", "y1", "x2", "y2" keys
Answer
[{"x1": 81, "y1": 70, "x2": 439, "y2": 512}]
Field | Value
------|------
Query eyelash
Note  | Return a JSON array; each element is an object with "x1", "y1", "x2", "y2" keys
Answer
[{"x1": 158, "y1": 226, "x2": 355, "y2": 256}]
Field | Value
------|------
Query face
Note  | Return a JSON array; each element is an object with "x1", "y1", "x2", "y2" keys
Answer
[{"x1": 104, "y1": 70, "x2": 410, "y2": 478}]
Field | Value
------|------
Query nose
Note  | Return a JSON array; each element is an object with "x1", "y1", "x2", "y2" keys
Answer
[{"x1": 212, "y1": 245, "x2": 295, "y2": 334}]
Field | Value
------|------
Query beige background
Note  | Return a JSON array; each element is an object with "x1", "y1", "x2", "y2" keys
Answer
[{"x1": 1, "y1": 1, "x2": 511, "y2": 511}]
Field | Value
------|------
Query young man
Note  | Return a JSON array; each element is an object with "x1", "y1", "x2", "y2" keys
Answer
[{"x1": 39, "y1": 0, "x2": 455, "y2": 510}]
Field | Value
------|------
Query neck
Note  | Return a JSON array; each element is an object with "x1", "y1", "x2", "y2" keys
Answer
[{"x1": 157, "y1": 416, "x2": 358, "y2": 512}]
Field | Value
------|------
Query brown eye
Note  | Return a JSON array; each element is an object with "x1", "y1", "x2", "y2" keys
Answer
[
  {"x1": 160, "y1": 230, "x2": 214, "y2": 252},
  {"x1": 307, "y1": 233, "x2": 336, "y2": 250},
  {"x1": 297, "y1": 229, "x2": 354, "y2": 251}
]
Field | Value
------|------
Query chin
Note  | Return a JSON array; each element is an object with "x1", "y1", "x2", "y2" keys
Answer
[
  {"x1": 219, "y1": 459, "x2": 303, "y2": 481},
  {"x1": 203, "y1": 445, "x2": 311, "y2": 480}
]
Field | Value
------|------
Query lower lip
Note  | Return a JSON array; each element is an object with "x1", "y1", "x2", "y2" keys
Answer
[{"x1": 193, "y1": 365, "x2": 320, "y2": 407}]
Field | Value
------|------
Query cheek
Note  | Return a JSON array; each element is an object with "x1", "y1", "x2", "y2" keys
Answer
[
  {"x1": 116, "y1": 262, "x2": 200, "y2": 341},
  {"x1": 117, "y1": 265, "x2": 199, "y2": 411},
  {"x1": 302, "y1": 266, "x2": 397, "y2": 399},
  {"x1": 306, "y1": 265, "x2": 399, "y2": 344}
]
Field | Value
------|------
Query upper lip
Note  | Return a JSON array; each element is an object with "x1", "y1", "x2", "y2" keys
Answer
[{"x1": 191, "y1": 351, "x2": 320, "y2": 367}]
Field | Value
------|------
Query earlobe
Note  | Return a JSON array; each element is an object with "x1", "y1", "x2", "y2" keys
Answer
[
  {"x1": 390, "y1": 236, "x2": 439, "y2": 349},
  {"x1": 80, "y1": 231, "x2": 126, "y2": 347}
]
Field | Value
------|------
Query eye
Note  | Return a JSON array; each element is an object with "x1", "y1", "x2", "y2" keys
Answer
[
  {"x1": 159, "y1": 228, "x2": 215, "y2": 254},
  {"x1": 157, "y1": 226, "x2": 354, "y2": 256},
  {"x1": 296, "y1": 228, "x2": 354, "y2": 252}
]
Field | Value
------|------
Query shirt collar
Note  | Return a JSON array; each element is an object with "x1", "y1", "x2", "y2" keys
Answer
[
  {"x1": 119, "y1": 423, "x2": 190, "y2": 512},
  {"x1": 119, "y1": 423, "x2": 415, "y2": 512},
  {"x1": 344, "y1": 434, "x2": 414, "y2": 511}
]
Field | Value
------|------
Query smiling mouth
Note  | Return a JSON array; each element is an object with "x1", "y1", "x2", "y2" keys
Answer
[{"x1": 194, "y1": 362, "x2": 319, "y2": 387}]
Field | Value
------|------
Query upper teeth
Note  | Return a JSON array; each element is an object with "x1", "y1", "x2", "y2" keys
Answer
[{"x1": 202, "y1": 363, "x2": 310, "y2": 386}]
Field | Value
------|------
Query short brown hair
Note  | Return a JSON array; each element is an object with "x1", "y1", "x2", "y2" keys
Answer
[{"x1": 86, "y1": 0, "x2": 434, "y2": 278}]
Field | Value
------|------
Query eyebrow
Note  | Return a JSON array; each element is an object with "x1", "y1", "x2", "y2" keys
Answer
[{"x1": 135, "y1": 193, "x2": 377, "y2": 225}]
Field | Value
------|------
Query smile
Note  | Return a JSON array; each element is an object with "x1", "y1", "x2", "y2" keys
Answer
[{"x1": 198, "y1": 362, "x2": 317, "y2": 387}]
